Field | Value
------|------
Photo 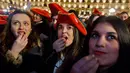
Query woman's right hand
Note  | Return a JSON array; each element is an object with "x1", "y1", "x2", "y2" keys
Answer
[
  {"x1": 10, "y1": 33, "x2": 28, "y2": 58},
  {"x1": 53, "y1": 38, "x2": 66, "y2": 52},
  {"x1": 70, "y1": 55, "x2": 99, "y2": 73}
]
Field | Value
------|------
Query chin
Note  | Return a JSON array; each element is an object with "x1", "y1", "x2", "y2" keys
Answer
[
  {"x1": 98, "y1": 59, "x2": 109, "y2": 66},
  {"x1": 65, "y1": 44, "x2": 69, "y2": 47},
  {"x1": 65, "y1": 43, "x2": 71, "y2": 47}
]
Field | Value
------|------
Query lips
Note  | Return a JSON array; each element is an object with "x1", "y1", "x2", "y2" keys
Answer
[
  {"x1": 94, "y1": 50, "x2": 106, "y2": 56},
  {"x1": 64, "y1": 36, "x2": 68, "y2": 40},
  {"x1": 61, "y1": 35, "x2": 68, "y2": 42},
  {"x1": 18, "y1": 31, "x2": 25, "y2": 35}
]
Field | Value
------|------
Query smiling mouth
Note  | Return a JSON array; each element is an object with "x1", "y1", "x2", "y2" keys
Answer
[{"x1": 94, "y1": 51, "x2": 106, "y2": 56}]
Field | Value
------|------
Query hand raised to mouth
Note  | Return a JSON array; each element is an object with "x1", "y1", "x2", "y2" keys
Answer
[
  {"x1": 10, "y1": 33, "x2": 28, "y2": 58},
  {"x1": 53, "y1": 38, "x2": 66, "y2": 52}
]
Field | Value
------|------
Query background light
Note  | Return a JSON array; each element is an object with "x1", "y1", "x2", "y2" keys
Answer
[{"x1": 109, "y1": 8, "x2": 115, "y2": 13}]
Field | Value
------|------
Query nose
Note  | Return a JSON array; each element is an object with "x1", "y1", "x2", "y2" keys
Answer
[
  {"x1": 96, "y1": 36, "x2": 106, "y2": 47},
  {"x1": 19, "y1": 24, "x2": 24, "y2": 30},
  {"x1": 62, "y1": 27, "x2": 67, "y2": 33}
]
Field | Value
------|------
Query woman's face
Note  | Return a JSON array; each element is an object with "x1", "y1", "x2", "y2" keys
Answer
[
  {"x1": 58, "y1": 23, "x2": 74, "y2": 47},
  {"x1": 33, "y1": 14, "x2": 42, "y2": 22},
  {"x1": 11, "y1": 13, "x2": 32, "y2": 38},
  {"x1": 52, "y1": 15, "x2": 58, "y2": 25},
  {"x1": 89, "y1": 22, "x2": 119, "y2": 67}
]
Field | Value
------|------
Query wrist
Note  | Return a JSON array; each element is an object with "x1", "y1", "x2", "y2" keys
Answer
[
  {"x1": 10, "y1": 50, "x2": 19, "y2": 59},
  {"x1": 6, "y1": 50, "x2": 22, "y2": 65}
]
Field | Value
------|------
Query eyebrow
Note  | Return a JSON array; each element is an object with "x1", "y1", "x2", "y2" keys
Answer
[
  {"x1": 92, "y1": 30, "x2": 117, "y2": 35},
  {"x1": 92, "y1": 30, "x2": 98, "y2": 34},
  {"x1": 107, "y1": 32, "x2": 117, "y2": 35},
  {"x1": 12, "y1": 20, "x2": 30, "y2": 22},
  {"x1": 11, "y1": 20, "x2": 19, "y2": 22}
]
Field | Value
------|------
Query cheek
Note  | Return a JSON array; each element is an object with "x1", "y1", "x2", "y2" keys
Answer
[
  {"x1": 109, "y1": 41, "x2": 119, "y2": 53},
  {"x1": 109, "y1": 42, "x2": 119, "y2": 58},
  {"x1": 70, "y1": 30, "x2": 74, "y2": 38},
  {"x1": 66, "y1": 30, "x2": 74, "y2": 46},
  {"x1": 11, "y1": 26, "x2": 18, "y2": 37},
  {"x1": 26, "y1": 26, "x2": 32, "y2": 32},
  {"x1": 58, "y1": 30, "x2": 62, "y2": 38},
  {"x1": 69, "y1": 30, "x2": 74, "y2": 42},
  {"x1": 89, "y1": 39, "x2": 96, "y2": 54},
  {"x1": 69, "y1": 34, "x2": 74, "y2": 43},
  {"x1": 26, "y1": 27, "x2": 32, "y2": 36}
]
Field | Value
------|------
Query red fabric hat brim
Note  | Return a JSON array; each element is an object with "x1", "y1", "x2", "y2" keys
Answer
[
  {"x1": 0, "y1": 15, "x2": 8, "y2": 20},
  {"x1": 55, "y1": 12, "x2": 87, "y2": 36},
  {"x1": 93, "y1": 8, "x2": 102, "y2": 15},
  {"x1": 0, "y1": 20, "x2": 7, "y2": 25},
  {"x1": 31, "y1": 8, "x2": 51, "y2": 21},
  {"x1": 49, "y1": 3, "x2": 67, "y2": 16}
]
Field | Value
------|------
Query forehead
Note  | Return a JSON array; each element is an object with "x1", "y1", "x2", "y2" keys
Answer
[
  {"x1": 93, "y1": 22, "x2": 116, "y2": 34},
  {"x1": 12, "y1": 13, "x2": 31, "y2": 21},
  {"x1": 121, "y1": 13, "x2": 128, "y2": 16}
]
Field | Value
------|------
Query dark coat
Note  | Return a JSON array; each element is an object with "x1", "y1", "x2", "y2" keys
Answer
[{"x1": 0, "y1": 46, "x2": 45, "y2": 73}]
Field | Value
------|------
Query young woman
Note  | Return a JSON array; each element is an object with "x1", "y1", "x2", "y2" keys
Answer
[
  {"x1": 44, "y1": 12, "x2": 87, "y2": 73},
  {"x1": 0, "y1": 10, "x2": 44, "y2": 73},
  {"x1": 71, "y1": 16, "x2": 130, "y2": 73}
]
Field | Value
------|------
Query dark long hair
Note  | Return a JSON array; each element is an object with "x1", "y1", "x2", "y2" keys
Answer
[
  {"x1": 55, "y1": 23, "x2": 85, "y2": 73},
  {"x1": 84, "y1": 16, "x2": 130, "y2": 73},
  {"x1": 0, "y1": 10, "x2": 40, "y2": 54}
]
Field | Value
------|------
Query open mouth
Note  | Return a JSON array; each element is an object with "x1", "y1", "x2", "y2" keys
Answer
[
  {"x1": 62, "y1": 36, "x2": 68, "y2": 42},
  {"x1": 18, "y1": 31, "x2": 25, "y2": 35},
  {"x1": 64, "y1": 36, "x2": 68, "y2": 40}
]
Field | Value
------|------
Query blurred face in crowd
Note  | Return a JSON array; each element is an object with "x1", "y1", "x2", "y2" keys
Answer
[
  {"x1": 33, "y1": 14, "x2": 42, "y2": 22},
  {"x1": 52, "y1": 15, "x2": 58, "y2": 25},
  {"x1": 120, "y1": 13, "x2": 129, "y2": 21},
  {"x1": 89, "y1": 22, "x2": 119, "y2": 68},
  {"x1": 58, "y1": 23, "x2": 74, "y2": 47},
  {"x1": 11, "y1": 13, "x2": 32, "y2": 38}
]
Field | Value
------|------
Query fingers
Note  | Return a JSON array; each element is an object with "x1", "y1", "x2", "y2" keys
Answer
[
  {"x1": 73, "y1": 55, "x2": 95, "y2": 69},
  {"x1": 56, "y1": 38, "x2": 66, "y2": 43},
  {"x1": 88, "y1": 63, "x2": 99, "y2": 73},
  {"x1": 53, "y1": 38, "x2": 66, "y2": 52},
  {"x1": 55, "y1": 47, "x2": 65, "y2": 52},
  {"x1": 71, "y1": 55, "x2": 99, "y2": 73},
  {"x1": 81, "y1": 56, "x2": 98, "y2": 72},
  {"x1": 17, "y1": 33, "x2": 27, "y2": 42},
  {"x1": 17, "y1": 33, "x2": 24, "y2": 40}
]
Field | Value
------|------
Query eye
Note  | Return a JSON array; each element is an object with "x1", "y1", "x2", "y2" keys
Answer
[
  {"x1": 67, "y1": 26, "x2": 73, "y2": 30},
  {"x1": 90, "y1": 33, "x2": 99, "y2": 39},
  {"x1": 12, "y1": 21, "x2": 20, "y2": 26},
  {"x1": 58, "y1": 25, "x2": 62, "y2": 29},
  {"x1": 107, "y1": 35, "x2": 116, "y2": 40},
  {"x1": 24, "y1": 21, "x2": 29, "y2": 26}
]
